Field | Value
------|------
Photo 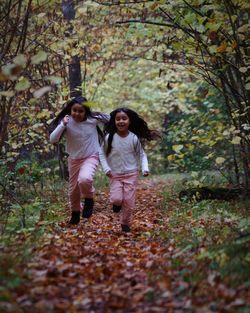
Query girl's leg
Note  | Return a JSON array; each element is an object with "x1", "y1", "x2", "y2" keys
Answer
[
  {"x1": 120, "y1": 172, "x2": 138, "y2": 228},
  {"x1": 68, "y1": 158, "x2": 83, "y2": 224},
  {"x1": 78, "y1": 155, "x2": 99, "y2": 218},
  {"x1": 68, "y1": 158, "x2": 82, "y2": 212},
  {"x1": 109, "y1": 175, "x2": 123, "y2": 207},
  {"x1": 78, "y1": 155, "x2": 99, "y2": 198}
]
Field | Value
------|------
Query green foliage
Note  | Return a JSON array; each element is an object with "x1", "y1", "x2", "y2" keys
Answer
[
  {"x1": 0, "y1": 155, "x2": 64, "y2": 233},
  {"x1": 161, "y1": 82, "x2": 246, "y2": 186},
  {"x1": 159, "y1": 176, "x2": 250, "y2": 287}
]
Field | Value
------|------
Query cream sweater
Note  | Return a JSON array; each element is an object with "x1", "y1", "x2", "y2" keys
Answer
[
  {"x1": 50, "y1": 115, "x2": 108, "y2": 159},
  {"x1": 99, "y1": 132, "x2": 149, "y2": 175}
]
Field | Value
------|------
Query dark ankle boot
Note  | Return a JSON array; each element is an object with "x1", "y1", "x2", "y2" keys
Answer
[
  {"x1": 121, "y1": 224, "x2": 130, "y2": 232},
  {"x1": 82, "y1": 198, "x2": 94, "y2": 218},
  {"x1": 69, "y1": 211, "x2": 80, "y2": 224},
  {"x1": 113, "y1": 204, "x2": 122, "y2": 213}
]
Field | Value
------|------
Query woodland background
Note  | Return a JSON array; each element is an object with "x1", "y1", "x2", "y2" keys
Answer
[{"x1": 0, "y1": 1, "x2": 250, "y2": 312}]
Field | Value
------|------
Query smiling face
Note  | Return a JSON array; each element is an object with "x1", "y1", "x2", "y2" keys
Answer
[
  {"x1": 115, "y1": 111, "x2": 130, "y2": 136},
  {"x1": 71, "y1": 103, "x2": 86, "y2": 122}
]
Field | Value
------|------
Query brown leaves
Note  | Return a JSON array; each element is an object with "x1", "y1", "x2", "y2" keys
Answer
[{"x1": 2, "y1": 179, "x2": 249, "y2": 313}]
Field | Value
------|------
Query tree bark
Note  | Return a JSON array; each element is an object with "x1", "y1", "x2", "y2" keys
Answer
[{"x1": 62, "y1": 0, "x2": 82, "y2": 98}]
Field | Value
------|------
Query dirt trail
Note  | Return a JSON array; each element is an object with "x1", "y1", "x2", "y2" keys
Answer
[
  {"x1": 12, "y1": 179, "x2": 182, "y2": 313},
  {"x1": 3, "y1": 178, "x2": 248, "y2": 313}
]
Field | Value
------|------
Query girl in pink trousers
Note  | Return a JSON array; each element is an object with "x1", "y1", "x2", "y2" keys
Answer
[
  {"x1": 99, "y1": 107, "x2": 159, "y2": 233},
  {"x1": 49, "y1": 96, "x2": 109, "y2": 224}
]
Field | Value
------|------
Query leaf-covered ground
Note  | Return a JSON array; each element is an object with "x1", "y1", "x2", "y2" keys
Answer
[{"x1": 1, "y1": 178, "x2": 249, "y2": 313}]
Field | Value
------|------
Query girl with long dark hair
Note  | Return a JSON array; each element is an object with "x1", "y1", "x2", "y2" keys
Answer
[
  {"x1": 99, "y1": 107, "x2": 159, "y2": 232},
  {"x1": 50, "y1": 96, "x2": 109, "y2": 224}
]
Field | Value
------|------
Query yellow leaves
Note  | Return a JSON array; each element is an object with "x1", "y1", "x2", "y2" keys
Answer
[
  {"x1": 216, "y1": 252, "x2": 229, "y2": 267},
  {"x1": 185, "y1": 144, "x2": 194, "y2": 150},
  {"x1": 0, "y1": 91, "x2": 15, "y2": 97},
  {"x1": 216, "y1": 157, "x2": 225, "y2": 164},
  {"x1": 231, "y1": 136, "x2": 241, "y2": 144},
  {"x1": 36, "y1": 110, "x2": 51, "y2": 119},
  {"x1": 172, "y1": 144, "x2": 184, "y2": 153},
  {"x1": 85, "y1": 101, "x2": 99, "y2": 108},
  {"x1": 91, "y1": 44, "x2": 101, "y2": 52},
  {"x1": 167, "y1": 154, "x2": 176, "y2": 161}
]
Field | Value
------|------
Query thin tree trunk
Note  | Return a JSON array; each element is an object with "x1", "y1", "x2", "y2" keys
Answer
[{"x1": 62, "y1": 0, "x2": 82, "y2": 98}]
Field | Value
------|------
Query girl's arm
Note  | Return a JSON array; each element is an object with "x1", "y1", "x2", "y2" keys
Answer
[
  {"x1": 95, "y1": 113, "x2": 110, "y2": 125},
  {"x1": 135, "y1": 137, "x2": 149, "y2": 175},
  {"x1": 140, "y1": 147, "x2": 149, "y2": 175},
  {"x1": 49, "y1": 120, "x2": 66, "y2": 143},
  {"x1": 99, "y1": 143, "x2": 111, "y2": 175}
]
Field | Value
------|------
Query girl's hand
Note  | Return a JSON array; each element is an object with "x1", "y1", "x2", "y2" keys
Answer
[
  {"x1": 63, "y1": 115, "x2": 70, "y2": 126},
  {"x1": 143, "y1": 171, "x2": 149, "y2": 177},
  {"x1": 106, "y1": 171, "x2": 113, "y2": 178}
]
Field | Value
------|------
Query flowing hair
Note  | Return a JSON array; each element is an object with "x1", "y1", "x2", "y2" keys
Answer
[
  {"x1": 104, "y1": 107, "x2": 160, "y2": 155},
  {"x1": 49, "y1": 96, "x2": 106, "y2": 142}
]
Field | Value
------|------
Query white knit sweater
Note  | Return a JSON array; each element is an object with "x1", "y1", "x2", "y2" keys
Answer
[
  {"x1": 99, "y1": 132, "x2": 149, "y2": 175},
  {"x1": 50, "y1": 115, "x2": 108, "y2": 159}
]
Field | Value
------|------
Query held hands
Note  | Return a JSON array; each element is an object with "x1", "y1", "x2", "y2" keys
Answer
[
  {"x1": 106, "y1": 171, "x2": 113, "y2": 178},
  {"x1": 63, "y1": 115, "x2": 70, "y2": 126},
  {"x1": 143, "y1": 171, "x2": 149, "y2": 177}
]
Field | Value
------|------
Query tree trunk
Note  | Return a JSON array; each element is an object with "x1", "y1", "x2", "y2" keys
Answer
[
  {"x1": 62, "y1": 0, "x2": 82, "y2": 98},
  {"x1": 60, "y1": 0, "x2": 83, "y2": 179}
]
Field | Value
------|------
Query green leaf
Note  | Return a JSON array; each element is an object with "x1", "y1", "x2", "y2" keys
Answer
[
  {"x1": 15, "y1": 78, "x2": 31, "y2": 91},
  {"x1": 208, "y1": 45, "x2": 218, "y2": 54},
  {"x1": 205, "y1": 22, "x2": 221, "y2": 32},
  {"x1": 184, "y1": 13, "x2": 196, "y2": 24},
  {"x1": 45, "y1": 76, "x2": 63, "y2": 84},
  {"x1": 31, "y1": 50, "x2": 48, "y2": 64},
  {"x1": 13, "y1": 54, "x2": 27, "y2": 67},
  {"x1": 0, "y1": 91, "x2": 15, "y2": 97}
]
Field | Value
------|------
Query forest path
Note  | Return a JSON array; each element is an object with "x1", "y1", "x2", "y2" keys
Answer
[{"x1": 5, "y1": 178, "x2": 247, "y2": 313}]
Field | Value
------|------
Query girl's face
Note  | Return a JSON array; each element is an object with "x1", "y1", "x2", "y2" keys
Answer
[
  {"x1": 115, "y1": 111, "x2": 130, "y2": 136},
  {"x1": 71, "y1": 103, "x2": 86, "y2": 122}
]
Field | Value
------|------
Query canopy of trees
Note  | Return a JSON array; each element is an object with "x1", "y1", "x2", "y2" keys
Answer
[{"x1": 0, "y1": 0, "x2": 249, "y2": 187}]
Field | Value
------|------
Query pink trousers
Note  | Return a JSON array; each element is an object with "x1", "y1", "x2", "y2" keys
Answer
[
  {"x1": 109, "y1": 172, "x2": 138, "y2": 227},
  {"x1": 68, "y1": 155, "x2": 99, "y2": 211}
]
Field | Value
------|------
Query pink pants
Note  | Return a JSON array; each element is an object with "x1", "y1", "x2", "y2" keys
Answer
[
  {"x1": 109, "y1": 172, "x2": 138, "y2": 227},
  {"x1": 68, "y1": 155, "x2": 99, "y2": 211}
]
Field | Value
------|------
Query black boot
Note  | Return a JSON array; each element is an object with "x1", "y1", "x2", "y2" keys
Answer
[
  {"x1": 82, "y1": 198, "x2": 94, "y2": 218},
  {"x1": 113, "y1": 204, "x2": 122, "y2": 213},
  {"x1": 121, "y1": 224, "x2": 130, "y2": 232},
  {"x1": 69, "y1": 211, "x2": 80, "y2": 224}
]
